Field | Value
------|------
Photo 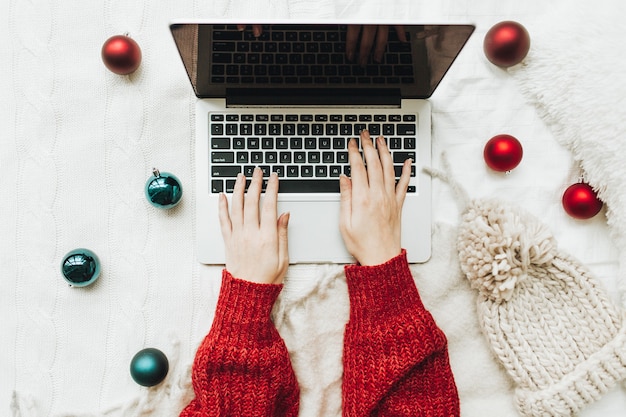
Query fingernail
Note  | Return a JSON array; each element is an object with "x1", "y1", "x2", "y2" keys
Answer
[{"x1": 346, "y1": 52, "x2": 354, "y2": 62}]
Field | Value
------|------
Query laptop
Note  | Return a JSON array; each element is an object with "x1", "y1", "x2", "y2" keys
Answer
[{"x1": 169, "y1": 21, "x2": 474, "y2": 264}]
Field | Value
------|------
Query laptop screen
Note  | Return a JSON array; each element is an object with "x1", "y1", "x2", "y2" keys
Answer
[{"x1": 170, "y1": 23, "x2": 474, "y2": 100}]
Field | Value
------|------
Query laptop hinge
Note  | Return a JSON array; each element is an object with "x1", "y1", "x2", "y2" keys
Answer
[{"x1": 225, "y1": 88, "x2": 401, "y2": 107}]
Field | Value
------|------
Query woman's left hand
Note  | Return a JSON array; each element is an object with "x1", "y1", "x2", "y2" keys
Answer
[{"x1": 218, "y1": 168, "x2": 290, "y2": 285}]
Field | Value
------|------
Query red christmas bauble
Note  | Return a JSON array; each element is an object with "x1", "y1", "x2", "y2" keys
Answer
[
  {"x1": 484, "y1": 21, "x2": 530, "y2": 67},
  {"x1": 101, "y1": 35, "x2": 142, "y2": 75},
  {"x1": 562, "y1": 182, "x2": 603, "y2": 219},
  {"x1": 483, "y1": 134, "x2": 523, "y2": 172}
]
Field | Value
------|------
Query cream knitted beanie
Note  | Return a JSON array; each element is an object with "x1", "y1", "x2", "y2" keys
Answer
[{"x1": 457, "y1": 198, "x2": 626, "y2": 416}]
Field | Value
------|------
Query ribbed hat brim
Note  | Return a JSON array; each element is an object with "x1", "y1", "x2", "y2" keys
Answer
[{"x1": 515, "y1": 316, "x2": 626, "y2": 416}]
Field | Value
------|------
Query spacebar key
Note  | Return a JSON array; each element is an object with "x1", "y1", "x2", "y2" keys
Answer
[{"x1": 278, "y1": 179, "x2": 339, "y2": 193}]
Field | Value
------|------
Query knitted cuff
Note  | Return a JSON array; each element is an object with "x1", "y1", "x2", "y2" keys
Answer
[
  {"x1": 210, "y1": 270, "x2": 283, "y2": 346},
  {"x1": 344, "y1": 250, "x2": 423, "y2": 323}
]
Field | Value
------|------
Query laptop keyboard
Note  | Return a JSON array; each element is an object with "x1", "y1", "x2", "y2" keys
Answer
[
  {"x1": 209, "y1": 112, "x2": 417, "y2": 194},
  {"x1": 211, "y1": 25, "x2": 414, "y2": 85}
]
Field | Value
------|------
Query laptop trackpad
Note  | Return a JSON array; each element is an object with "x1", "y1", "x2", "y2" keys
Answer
[{"x1": 277, "y1": 200, "x2": 353, "y2": 264}]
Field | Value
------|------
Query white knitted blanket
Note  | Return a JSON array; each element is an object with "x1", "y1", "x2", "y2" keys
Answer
[{"x1": 4, "y1": 0, "x2": 626, "y2": 416}]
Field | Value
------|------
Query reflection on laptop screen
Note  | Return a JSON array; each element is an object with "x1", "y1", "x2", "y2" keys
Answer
[{"x1": 171, "y1": 24, "x2": 475, "y2": 100}]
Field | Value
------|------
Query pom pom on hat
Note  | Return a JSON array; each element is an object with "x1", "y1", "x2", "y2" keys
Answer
[{"x1": 458, "y1": 199, "x2": 555, "y2": 302}]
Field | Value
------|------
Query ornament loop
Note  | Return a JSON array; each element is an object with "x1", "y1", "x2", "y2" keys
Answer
[{"x1": 152, "y1": 168, "x2": 161, "y2": 178}]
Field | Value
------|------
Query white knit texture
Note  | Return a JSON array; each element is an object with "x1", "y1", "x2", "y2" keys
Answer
[{"x1": 459, "y1": 199, "x2": 626, "y2": 416}]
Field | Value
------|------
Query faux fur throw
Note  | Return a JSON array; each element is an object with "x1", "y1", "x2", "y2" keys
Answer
[{"x1": 510, "y1": 0, "x2": 626, "y2": 308}]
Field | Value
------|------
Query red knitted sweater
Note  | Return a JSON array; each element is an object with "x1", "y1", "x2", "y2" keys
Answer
[{"x1": 180, "y1": 251, "x2": 459, "y2": 416}]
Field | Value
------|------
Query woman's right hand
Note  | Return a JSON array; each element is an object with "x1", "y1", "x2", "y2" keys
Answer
[{"x1": 339, "y1": 130, "x2": 412, "y2": 266}]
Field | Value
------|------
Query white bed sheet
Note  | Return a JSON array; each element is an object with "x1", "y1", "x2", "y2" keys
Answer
[{"x1": 2, "y1": 0, "x2": 624, "y2": 415}]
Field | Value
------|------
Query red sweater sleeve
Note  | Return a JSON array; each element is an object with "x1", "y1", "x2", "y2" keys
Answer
[
  {"x1": 342, "y1": 250, "x2": 459, "y2": 417},
  {"x1": 180, "y1": 270, "x2": 299, "y2": 417}
]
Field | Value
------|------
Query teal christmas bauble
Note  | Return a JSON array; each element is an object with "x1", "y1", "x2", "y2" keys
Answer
[
  {"x1": 130, "y1": 348, "x2": 169, "y2": 387},
  {"x1": 144, "y1": 168, "x2": 183, "y2": 209},
  {"x1": 60, "y1": 248, "x2": 101, "y2": 287}
]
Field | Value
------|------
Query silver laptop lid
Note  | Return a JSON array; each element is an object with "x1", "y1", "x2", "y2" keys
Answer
[{"x1": 170, "y1": 22, "x2": 474, "y2": 105}]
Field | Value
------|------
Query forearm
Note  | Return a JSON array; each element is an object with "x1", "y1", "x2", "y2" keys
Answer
[
  {"x1": 342, "y1": 251, "x2": 459, "y2": 416},
  {"x1": 180, "y1": 270, "x2": 299, "y2": 417}
]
